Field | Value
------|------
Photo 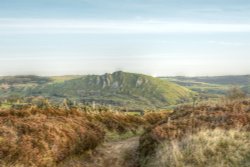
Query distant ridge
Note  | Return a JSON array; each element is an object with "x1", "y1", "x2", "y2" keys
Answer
[
  {"x1": 160, "y1": 75, "x2": 250, "y2": 85},
  {"x1": 160, "y1": 75, "x2": 250, "y2": 97},
  {"x1": 28, "y1": 71, "x2": 192, "y2": 109}
]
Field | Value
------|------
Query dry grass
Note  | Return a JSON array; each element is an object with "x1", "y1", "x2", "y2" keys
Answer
[
  {"x1": 146, "y1": 129, "x2": 250, "y2": 167},
  {"x1": 0, "y1": 107, "x2": 105, "y2": 167},
  {"x1": 0, "y1": 105, "x2": 167, "y2": 166},
  {"x1": 139, "y1": 99, "x2": 250, "y2": 166},
  {"x1": 143, "y1": 111, "x2": 170, "y2": 125},
  {"x1": 93, "y1": 112, "x2": 145, "y2": 134}
]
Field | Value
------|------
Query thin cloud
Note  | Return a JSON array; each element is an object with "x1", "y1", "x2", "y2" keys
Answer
[
  {"x1": 208, "y1": 40, "x2": 250, "y2": 46},
  {"x1": 1, "y1": 18, "x2": 250, "y2": 34}
]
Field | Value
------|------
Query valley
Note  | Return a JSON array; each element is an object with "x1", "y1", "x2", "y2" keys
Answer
[
  {"x1": 0, "y1": 72, "x2": 250, "y2": 167},
  {"x1": 1, "y1": 72, "x2": 249, "y2": 110}
]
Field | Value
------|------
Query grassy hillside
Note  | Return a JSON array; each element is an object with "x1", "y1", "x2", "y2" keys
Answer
[
  {"x1": 49, "y1": 75, "x2": 83, "y2": 83},
  {"x1": 27, "y1": 71, "x2": 192, "y2": 109},
  {"x1": 0, "y1": 75, "x2": 52, "y2": 85},
  {"x1": 2, "y1": 73, "x2": 249, "y2": 108},
  {"x1": 0, "y1": 75, "x2": 82, "y2": 97},
  {"x1": 139, "y1": 100, "x2": 250, "y2": 167},
  {"x1": 163, "y1": 75, "x2": 250, "y2": 85},
  {"x1": 160, "y1": 75, "x2": 250, "y2": 98}
]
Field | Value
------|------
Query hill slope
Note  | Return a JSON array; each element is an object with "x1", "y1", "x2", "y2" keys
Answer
[
  {"x1": 28, "y1": 71, "x2": 191, "y2": 109},
  {"x1": 160, "y1": 75, "x2": 250, "y2": 98},
  {"x1": 163, "y1": 75, "x2": 250, "y2": 85}
]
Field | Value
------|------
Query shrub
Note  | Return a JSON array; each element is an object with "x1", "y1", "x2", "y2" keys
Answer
[
  {"x1": 226, "y1": 87, "x2": 247, "y2": 100},
  {"x1": 93, "y1": 112, "x2": 145, "y2": 134},
  {"x1": 0, "y1": 106, "x2": 166, "y2": 166},
  {"x1": 143, "y1": 112, "x2": 170, "y2": 125},
  {"x1": 0, "y1": 108, "x2": 105, "y2": 166},
  {"x1": 139, "y1": 100, "x2": 250, "y2": 166}
]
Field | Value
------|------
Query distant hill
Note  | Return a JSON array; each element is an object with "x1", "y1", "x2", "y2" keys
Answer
[
  {"x1": 1, "y1": 73, "x2": 249, "y2": 108},
  {"x1": 0, "y1": 75, "x2": 81, "y2": 86},
  {"x1": 160, "y1": 75, "x2": 250, "y2": 97},
  {"x1": 0, "y1": 75, "x2": 52, "y2": 85},
  {"x1": 27, "y1": 71, "x2": 192, "y2": 109},
  {"x1": 162, "y1": 75, "x2": 250, "y2": 85},
  {"x1": 0, "y1": 75, "x2": 83, "y2": 99}
]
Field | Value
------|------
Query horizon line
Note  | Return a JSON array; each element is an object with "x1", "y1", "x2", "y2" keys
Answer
[{"x1": 0, "y1": 71, "x2": 249, "y2": 78}]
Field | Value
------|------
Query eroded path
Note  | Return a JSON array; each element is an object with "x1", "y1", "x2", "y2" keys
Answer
[{"x1": 60, "y1": 137, "x2": 140, "y2": 167}]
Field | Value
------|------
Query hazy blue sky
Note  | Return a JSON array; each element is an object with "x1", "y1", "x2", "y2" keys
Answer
[{"x1": 0, "y1": 0, "x2": 250, "y2": 76}]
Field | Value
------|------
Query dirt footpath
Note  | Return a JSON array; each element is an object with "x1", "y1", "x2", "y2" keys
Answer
[{"x1": 59, "y1": 137, "x2": 140, "y2": 167}]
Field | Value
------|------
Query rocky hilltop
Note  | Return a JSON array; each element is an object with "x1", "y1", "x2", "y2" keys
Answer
[{"x1": 26, "y1": 71, "x2": 191, "y2": 109}]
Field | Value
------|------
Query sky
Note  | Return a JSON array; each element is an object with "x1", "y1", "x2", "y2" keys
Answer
[{"x1": 0, "y1": 0, "x2": 250, "y2": 76}]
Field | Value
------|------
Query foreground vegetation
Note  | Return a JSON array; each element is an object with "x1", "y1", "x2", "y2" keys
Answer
[
  {"x1": 139, "y1": 99, "x2": 250, "y2": 167},
  {"x1": 146, "y1": 129, "x2": 250, "y2": 167},
  {"x1": 1, "y1": 97, "x2": 250, "y2": 167},
  {"x1": 0, "y1": 105, "x2": 168, "y2": 166},
  {"x1": 0, "y1": 108, "x2": 104, "y2": 166},
  {"x1": 147, "y1": 129, "x2": 250, "y2": 167}
]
